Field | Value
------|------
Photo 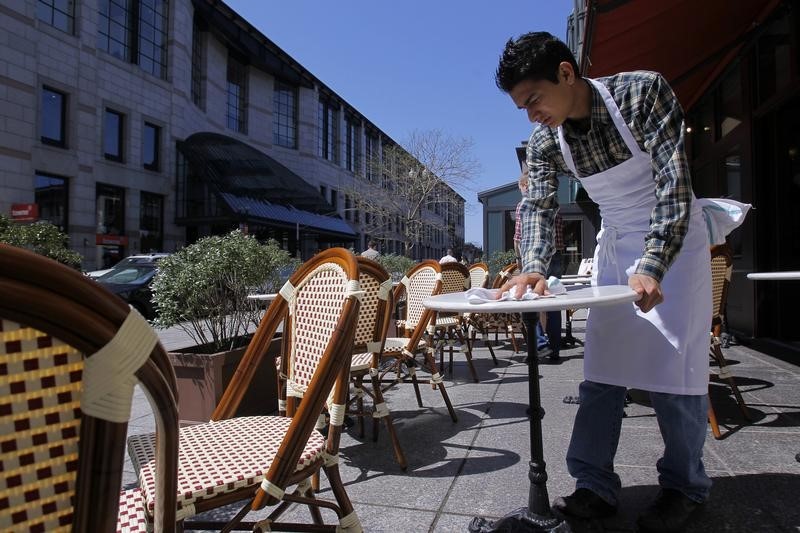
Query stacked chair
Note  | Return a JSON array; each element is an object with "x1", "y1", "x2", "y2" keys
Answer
[
  {"x1": 378, "y1": 260, "x2": 458, "y2": 422},
  {"x1": 707, "y1": 244, "x2": 750, "y2": 439},
  {"x1": 0, "y1": 243, "x2": 179, "y2": 532},
  {"x1": 126, "y1": 248, "x2": 365, "y2": 531}
]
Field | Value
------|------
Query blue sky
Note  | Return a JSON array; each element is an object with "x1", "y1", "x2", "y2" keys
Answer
[{"x1": 225, "y1": 0, "x2": 575, "y2": 247}]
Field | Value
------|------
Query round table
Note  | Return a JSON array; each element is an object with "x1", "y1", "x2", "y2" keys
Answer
[
  {"x1": 424, "y1": 285, "x2": 640, "y2": 532},
  {"x1": 747, "y1": 272, "x2": 800, "y2": 463}
]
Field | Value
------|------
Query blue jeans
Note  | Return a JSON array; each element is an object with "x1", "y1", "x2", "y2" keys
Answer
[{"x1": 566, "y1": 380, "x2": 711, "y2": 505}]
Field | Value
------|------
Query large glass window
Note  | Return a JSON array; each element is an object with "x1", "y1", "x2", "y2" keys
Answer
[
  {"x1": 719, "y1": 65, "x2": 743, "y2": 138},
  {"x1": 273, "y1": 81, "x2": 297, "y2": 148},
  {"x1": 96, "y1": 183, "x2": 125, "y2": 236},
  {"x1": 97, "y1": 0, "x2": 169, "y2": 79},
  {"x1": 226, "y1": 53, "x2": 247, "y2": 133},
  {"x1": 104, "y1": 108, "x2": 124, "y2": 161},
  {"x1": 756, "y1": 14, "x2": 794, "y2": 105},
  {"x1": 140, "y1": 191, "x2": 163, "y2": 251},
  {"x1": 143, "y1": 122, "x2": 160, "y2": 170},
  {"x1": 41, "y1": 87, "x2": 66, "y2": 147},
  {"x1": 37, "y1": 0, "x2": 74, "y2": 34},
  {"x1": 318, "y1": 98, "x2": 339, "y2": 163},
  {"x1": 345, "y1": 115, "x2": 361, "y2": 172},
  {"x1": 365, "y1": 132, "x2": 378, "y2": 181},
  {"x1": 191, "y1": 17, "x2": 205, "y2": 109},
  {"x1": 35, "y1": 172, "x2": 68, "y2": 231}
]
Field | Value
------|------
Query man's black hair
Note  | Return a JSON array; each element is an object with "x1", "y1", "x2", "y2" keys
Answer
[{"x1": 495, "y1": 31, "x2": 580, "y2": 92}]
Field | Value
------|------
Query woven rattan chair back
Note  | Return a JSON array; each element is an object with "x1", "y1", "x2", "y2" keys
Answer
[
  {"x1": 353, "y1": 257, "x2": 393, "y2": 351},
  {"x1": 213, "y1": 248, "x2": 361, "y2": 512},
  {"x1": 710, "y1": 244, "x2": 733, "y2": 335},
  {"x1": 440, "y1": 262, "x2": 471, "y2": 293},
  {"x1": 468, "y1": 262, "x2": 490, "y2": 289},
  {"x1": 0, "y1": 243, "x2": 179, "y2": 532},
  {"x1": 393, "y1": 260, "x2": 442, "y2": 333}
]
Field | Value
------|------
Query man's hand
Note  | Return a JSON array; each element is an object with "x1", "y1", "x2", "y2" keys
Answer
[
  {"x1": 629, "y1": 273, "x2": 663, "y2": 313},
  {"x1": 496, "y1": 272, "x2": 548, "y2": 299}
]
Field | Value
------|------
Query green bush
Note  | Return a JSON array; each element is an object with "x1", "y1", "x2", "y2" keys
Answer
[
  {"x1": 0, "y1": 214, "x2": 82, "y2": 269},
  {"x1": 375, "y1": 253, "x2": 416, "y2": 281},
  {"x1": 151, "y1": 230, "x2": 299, "y2": 352},
  {"x1": 487, "y1": 249, "x2": 518, "y2": 281}
]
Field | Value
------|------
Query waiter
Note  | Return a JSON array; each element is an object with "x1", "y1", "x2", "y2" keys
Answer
[{"x1": 495, "y1": 32, "x2": 711, "y2": 533}]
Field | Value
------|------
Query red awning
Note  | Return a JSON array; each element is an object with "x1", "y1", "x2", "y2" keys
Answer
[{"x1": 580, "y1": 0, "x2": 780, "y2": 110}]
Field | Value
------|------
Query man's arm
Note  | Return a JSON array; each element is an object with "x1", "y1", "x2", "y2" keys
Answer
[{"x1": 634, "y1": 72, "x2": 693, "y2": 283}]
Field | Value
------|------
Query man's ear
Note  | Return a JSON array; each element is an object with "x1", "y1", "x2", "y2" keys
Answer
[{"x1": 559, "y1": 61, "x2": 576, "y2": 85}]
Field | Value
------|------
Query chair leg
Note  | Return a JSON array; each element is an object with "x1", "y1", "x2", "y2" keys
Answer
[
  {"x1": 454, "y1": 328, "x2": 479, "y2": 382},
  {"x1": 708, "y1": 391, "x2": 722, "y2": 439},
  {"x1": 710, "y1": 339, "x2": 750, "y2": 420},
  {"x1": 369, "y1": 368, "x2": 408, "y2": 470},
  {"x1": 507, "y1": 322, "x2": 520, "y2": 353},
  {"x1": 424, "y1": 346, "x2": 457, "y2": 422}
]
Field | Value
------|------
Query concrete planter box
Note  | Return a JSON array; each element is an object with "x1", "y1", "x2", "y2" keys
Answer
[{"x1": 168, "y1": 336, "x2": 280, "y2": 424}]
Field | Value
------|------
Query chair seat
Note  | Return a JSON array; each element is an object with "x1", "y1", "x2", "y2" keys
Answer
[
  {"x1": 435, "y1": 316, "x2": 460, "y2": 327},
  {"x1": 350, "y1": 351, "x2": 374, "y2": 372},
  {"x1": 382, "y1": 337, "x2": 427, "y2": 354},
  {"x1": 117, "y1": 489, "x2": 148, "y2": 533},
  {"x1": 128, "y1": 416, "x2": 326, "y2": 518}
]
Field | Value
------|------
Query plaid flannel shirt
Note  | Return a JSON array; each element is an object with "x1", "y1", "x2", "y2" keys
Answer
[{"x1": 519, "y1": 70, "x2": 692, "y2": 282}]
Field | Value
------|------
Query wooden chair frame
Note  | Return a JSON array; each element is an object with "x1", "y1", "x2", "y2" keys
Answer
[{"x1": 0, "y1": 244, "x2": 179, "y2": 532}]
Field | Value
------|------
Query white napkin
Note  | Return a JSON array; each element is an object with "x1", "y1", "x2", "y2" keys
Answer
[{"x1": 466, "y1": 276, "x2": 566, "y2": 304}]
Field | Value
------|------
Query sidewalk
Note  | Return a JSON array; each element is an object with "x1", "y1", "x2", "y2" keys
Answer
[{"x1": 125, "y1": 311, "x2": 800, "y2": 532}]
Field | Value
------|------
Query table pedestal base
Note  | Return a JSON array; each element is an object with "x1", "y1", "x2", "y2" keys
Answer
[{"x1": 468, "y1": 508, "x2": 570, "y2": 532}]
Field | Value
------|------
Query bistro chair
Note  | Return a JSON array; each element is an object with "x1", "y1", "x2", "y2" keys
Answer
[
  {"x1": 0, "y1": 243, "x2": 179, "y2": 533},
  {"x1": 463, "y1": 262, "x2": 499, "y2": 365},
  {"x1": 477, "y1": 263, "x2": 527, "y2": 353},
  {"x1": 379, "y1": 260, "x2": 458, "y2": 422},
  {"x1": 707, "y1": 244, "x2": 750, "y2": 439},
  {"x1": 127, "y1": 248, "x2": 364, "y2": 531},
  {"x1": 346, "y1": 257, "x2": 407, "y2": 470},
  {"x1": 435, "y1": 261, "x2": 480, "y2": 382},
  {"x1": 467, "y1": 262, "x2": 490, "y2": 290}
]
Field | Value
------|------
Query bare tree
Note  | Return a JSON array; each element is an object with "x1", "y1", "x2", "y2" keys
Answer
[{"x1": 345, "y1": 129, "x2": 479, "y2": 257}]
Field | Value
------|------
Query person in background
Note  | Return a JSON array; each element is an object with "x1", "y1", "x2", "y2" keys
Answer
[
  {"x1": 361, "y1": 240, "x2": 380, "y2": 260},
  {"x1": 496, "y1": 31, "x2": 712, "y2": 533},
  {"x1": 439, "y1": 248, "x2": 458, "y2": 264}
]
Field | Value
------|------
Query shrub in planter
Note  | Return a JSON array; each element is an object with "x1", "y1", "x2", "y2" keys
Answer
[
  {"x1": 151, "y1": 230, "x2": 299, "y2": 353},
  {"x1": 376, "y1": 253, "x2": 416, "y2": 282},
  {"x1": 487, "y1": 248, "x2": 518, "y2": 280},
  {"x1": 0, "y1": 214, "x2": 82, "y2": 269}
]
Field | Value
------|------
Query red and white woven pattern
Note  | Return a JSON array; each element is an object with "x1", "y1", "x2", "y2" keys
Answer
[
  {"x1": 128, "y1": 416, "x2": 326, "y2": 517},
  {"x1": 349, "y1": 352, "x2": 374, "y2": 372},
  {"x1": 289, "y1": 264, "x2": 348, "y2": 392},
  {"x1": 352, "y1": 273, "x2": 381, "y2": 347},
  {"x1": 440, "y1": 269, "x2": 468, "y2": 294},
  {"x1": 405, "y1": 267, "x2": 438, "y2": 328},
  {"x1": 116, "y1": 489, "x2": 148, "y2": 532},
  {"x1": 0, "y1": 319, "x2": 84, "y2": 531},
  {"x1": 469, "y1": 267, "x2": 489, "y2": 289}
]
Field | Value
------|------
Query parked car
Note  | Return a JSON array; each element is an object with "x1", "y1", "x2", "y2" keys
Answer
[
  {"x1": 85, "y1": 252, "x2": 170, "y2": 279},
  {"x1": 94, "y1": 260, "x2": 161, "y2": 319}
]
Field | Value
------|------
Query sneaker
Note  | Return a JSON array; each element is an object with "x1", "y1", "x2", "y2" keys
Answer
[
  {"x1": 553, "y1": 488, "x2": 617, "y2": 519},
  {"x1": 636, "y1": 488, "x2": 704, "y2": 533}
]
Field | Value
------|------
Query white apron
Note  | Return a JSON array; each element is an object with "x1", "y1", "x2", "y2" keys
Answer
[{"x1": 557, "y1": 78, "x2": 711, "y2": 395}]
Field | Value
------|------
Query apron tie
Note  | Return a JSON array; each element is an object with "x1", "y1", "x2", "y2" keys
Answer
[{"x1": 597, "y1": 226, "x2": 622, "y2": 284}]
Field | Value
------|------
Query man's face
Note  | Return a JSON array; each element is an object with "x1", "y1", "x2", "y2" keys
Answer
[{"x1": 509, "y1": 62, "x2": 577, "y2": 128}]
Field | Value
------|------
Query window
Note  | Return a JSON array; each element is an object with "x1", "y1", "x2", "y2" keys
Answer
[
  {"x1": 319, "y1": 185, "x2": 327, "y2": 200},
  {"x1": 273, "y1": 81, "x2": 297, "y2": 148},
  {"x1": 365, "y1": 132, "x2": 378, "y2": 181},
  {"x1": 140, "y1": 192, "x2": 163, "y2": 251},
  {"x1": 41, "y1": 87, "x2": 66, "y2": 147},
  {"x1": 345, "y1": 115, "x2": 361, "y2": 172},
  {"x1": 330, "y1": 188, "x2": 338, "y2": 211},
  {"x1": 104, "y1": 108, "x2": 124, "y2": 161},
  {"x1": 191, "y1": 17, "x2": 205, "y2": 109},
  {"x1": 37, "y1": 0, "x2": 74, "y2": 33},
  {"x1": 35, "y1": 172, "x2": 68, "y2": 231},
  {"x1": 344, "y1": 194, "x2": 351, "y2": 220},
  {"x1": 226, "y1": 53, "x2": 247, "y2": 133},
  {"x1": 318, "y1": 98, "x2": 339, "y2": 163},
  {"x1": 97, "y1": 0, "x2": 169, "y2": 79},
  {"x1": 143, "y1": 122, "x2": 160, "y2": 170},
  {"x1": 96, "y1": 183, "x2": 125, "y2": 235}
]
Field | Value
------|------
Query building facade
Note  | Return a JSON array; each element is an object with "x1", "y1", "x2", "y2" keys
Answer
[{"x1": 0, "y1": 0, "x2": 464, "y2": 269}]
